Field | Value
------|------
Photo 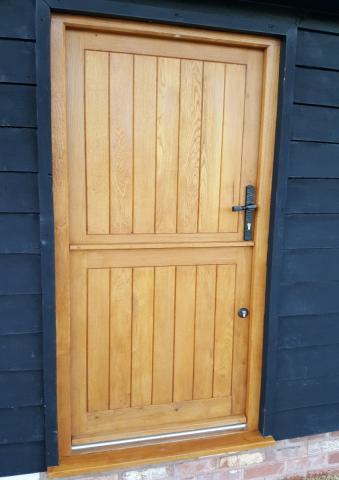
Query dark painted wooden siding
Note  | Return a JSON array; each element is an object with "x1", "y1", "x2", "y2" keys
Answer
[
  {"x1": 0, "y1": 0, "x2": 46, "y2": 475},
  {"x1": 271, "y1": 28, "x2": 339, "y2": 439}
]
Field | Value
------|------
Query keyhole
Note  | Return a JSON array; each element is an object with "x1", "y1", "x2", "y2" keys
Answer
[{"x1": 238, "y1": 308, "x2": 249, "y2": 318}]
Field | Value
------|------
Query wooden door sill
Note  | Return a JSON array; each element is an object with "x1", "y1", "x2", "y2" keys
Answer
[{"x1": 48, "y1": 431, "x2": 275, "y2": 477}]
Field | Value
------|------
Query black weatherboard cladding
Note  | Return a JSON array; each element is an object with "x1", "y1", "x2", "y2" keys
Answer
[
  {"x1": 0, "y1": 0, "x2": 46, "y2": 475},
  {"x1": 272, "y1": 27, "x2": 339, "y2": 438},
  {"x1": 1, "y1": 0, "x2": 339, "y2": 475}
]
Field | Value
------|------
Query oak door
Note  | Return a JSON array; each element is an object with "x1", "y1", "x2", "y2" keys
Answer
[{"x1": 52, "y1": 17, "x2": 279, "y2": 449}]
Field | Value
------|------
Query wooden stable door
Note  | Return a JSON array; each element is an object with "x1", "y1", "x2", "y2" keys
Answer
[{"x1": 52, "y1": 16, "x2": 279, "y2": 451}]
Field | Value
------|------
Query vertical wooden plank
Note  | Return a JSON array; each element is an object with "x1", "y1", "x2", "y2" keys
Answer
[
  {"x1": 193, "y1": 265, "x2": 217, "y2": 399},
  {"x1": 213, "y1": 265, "x2": 236, "y2": 397},
  {"x1": 238, "y1": 52, "x2": 263, "y2": 232},
  {"x1": 110, "y1": 53, "x2": 133, "y2": 234},
  {"x1": 54, "y1": 21, "x2": 79, "y2": 455},
  {"x1": 177, "y1": 60, "x2": 203, "y2": 233},
  {"x1": 131, "y1": 267, "x2": 154, "y2": 406},
  {"x1": 85, "y1": 51, "x2": 110, "y2": 234},
  {"x1": 173, "y1": 266, "x2": 196, "y2": 402},
  {"x1": 219, "y1": 65, "x2": 246, "y2": 233},
  {"x1": 198, "y1": 62, "x2": 225, "y2": 233},
  {"x1": 232, "y1": 249, "x2": 252, "y2": 415},
  {"x1": 110, "y1": 268, "x2": 132, "y2": 409},
  {"x1": 152, "y1": 266, "x2": 175, "y2": 404},
  {"x1": 156, "y1": 58, "x2": 180, "y2": 233},
  {"x1": 133, "y1": 55, "x2": 157, "y2": 233},
  {"x1": 87, "y1": 268, "x2": 110, "y2": 412},
  {"x1": 70, "y1": 253, "x2": 87, "y2": 436},
  {"x1": 67, "y1": 32, "x2": 87, "y2": 245}
]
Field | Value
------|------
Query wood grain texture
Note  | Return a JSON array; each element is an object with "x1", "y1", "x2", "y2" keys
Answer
[
  {"x1": 49, "y1": 431, "x2": 274, "y2": 477},
  {"x1": 131, "y1": 267, "x2": 154, "y2": 407},
  {"x1": 152, "y1": 266, "x2": 175, "y2": 404},
  {"x1": 85, "y1": 50, "x2": 110, "y2": 234},
  {"x1": 133, "y1": 56, "x2": 157, "y2": 233},
  {"x1": 109, "y1": 268, "x2": 132, "y2": 409},
  {"x1": 177, "y1": 60, "x2": 202, "y2": 233},
  {"x1": 213, "y1": 265, "x2": 236, "y2": 398},
  {"x1": 193, "y1": 265, "x2": 217, "y2": 399},
  {"x1": 155, "y1": 58, "x2": 180, "y2": 233},
  {"x1": 110, "y1": 53, "x2": 133, "y2": 234},
  {"x1": 219, "y1": 64, "x2": 246, "y2": 233},
  {"x1": 87, "y1": 269, "x2": 110, "y2": 412},
  {"x1": 198, "y1": 62, "x2": 224, "y2": 232},
  {"x1": 173, "y1": 266, "x2": 196, "y2": 402},
  {"x1": 52, "y1": 14, "x2": 279, "y2": 463}
]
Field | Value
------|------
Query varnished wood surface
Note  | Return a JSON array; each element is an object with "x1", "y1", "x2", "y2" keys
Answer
[
  {"x1": 67, "y1": 31, "x2": 263, "y2": 243},
  {"x1": 51, "y1": 13, "x2": 279, "y2": 467},
  {"x1": 48, "y1": 431, "x2": 275, "y2": 477},
  {"x1": 70, "y1": 248, "x2": 251, "y2": 440}
]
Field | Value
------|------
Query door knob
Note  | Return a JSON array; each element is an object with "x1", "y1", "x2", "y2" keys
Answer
[{"x1": 238, "y1": 308, "x2": 249, "y2": 318}]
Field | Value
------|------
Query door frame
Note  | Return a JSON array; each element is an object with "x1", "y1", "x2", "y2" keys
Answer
[
  {"x1": 53, "y1": 11, "x2": 278, "y2": 457},
  {"x1": 35, "y1": 0, "x2": 298, "y2": 471}
]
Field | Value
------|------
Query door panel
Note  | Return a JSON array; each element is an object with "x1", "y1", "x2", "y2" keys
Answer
[
  {"x1": 54, "y1": 21, "x2": 279, "y2": 448},
  {"x1": 67, "y1": 32, "x2": 263, "y2": 244},
  {"x1": 70, "y1": 248, "x2": 250, "y2": 440}
]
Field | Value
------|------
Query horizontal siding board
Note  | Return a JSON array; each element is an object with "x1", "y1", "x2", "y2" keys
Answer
[
  {"x1": 0, "y1": 0, "x2": 35, "y2": 40},
  {"x1": 0, "y1": 85, "x2": 36, "y2": 127},
  {"x1": 0, "y1": 255, "x2": 41, "y2": 295},
  {"x1": 272, "y1": 404, "x2": 339, "y2": 440},
  {"x1": 295, "y1": 67, "x2": 339, "y2": 107},
  {"x1": 277, "y1": 344, "x2": 339, "y2": 380},
  {"x1": 292, "y1": 104, "x2": 339, "y2": 143},
  {"x1": 0, "y1": 173, "x2": 39, "y2": 213},
  {"x1": 0, "y1": 406, "x2": 43, "y2": 445},
  {"x1": 275, "y1": 376, "x2": 339, "y2": 411},
  {"x1": 284, "y1": 215, "x2": 339, "y2": 249},
  {"x1": 0, "y1": 333, "x2": 42, "y2": 371},
  {"x1": 0, "y1": 371, "x2": 43, "y2": 408},
  {"x1": 279, "y1": 313, "x2": 339, "y2": 349},
  {"x1": 297, "y1": 30, "x2": 339, "y2": 70},
  {"x1": 45, "y1": 0, "x2": 294, "y2": 34},
  {"x1": 279, "y1": 282, "x2": 339, "y2": 316},
  {"x1": 0, "y1": 214, "x2": 40, "y2": 253},
  {"x1": 286, "y1": 179, "x2": 339, "y2": 213},
  {"x1": 0, "y1": 128, "x2": 37, "y2": 172},
  {"x1": 289, "y1": 141, "x2": 339, "y2": 178},
  {"x1": 0, "y1": 442, "x2": 45, "y2": 476},
  {"x1": 281, "y1": 249, "x2": 339, "y2": 283},
  {"x1": 0, "y1": 294, "x2": 41, "y2": 335},
  {"x1": 0, "y1": 40, "x2": 35, "y2": 84}
]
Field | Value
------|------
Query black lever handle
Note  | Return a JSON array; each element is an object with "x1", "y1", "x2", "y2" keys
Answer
[
  {"x1": 232, "y1": 185, "x2": 256, "y2": 241},
  {"x1": 232, "y1": 204, "x2": 257, "y2": 212}
]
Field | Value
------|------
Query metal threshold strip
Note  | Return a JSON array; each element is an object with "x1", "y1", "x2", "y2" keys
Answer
[{"x1": 72, "y1": 422, "x2": 247, "y2": 452}]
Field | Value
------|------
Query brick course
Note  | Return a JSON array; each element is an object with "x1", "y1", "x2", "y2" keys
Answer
[{"x1": 43, "y1": 432, "x2": 339, "y2": 480}]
